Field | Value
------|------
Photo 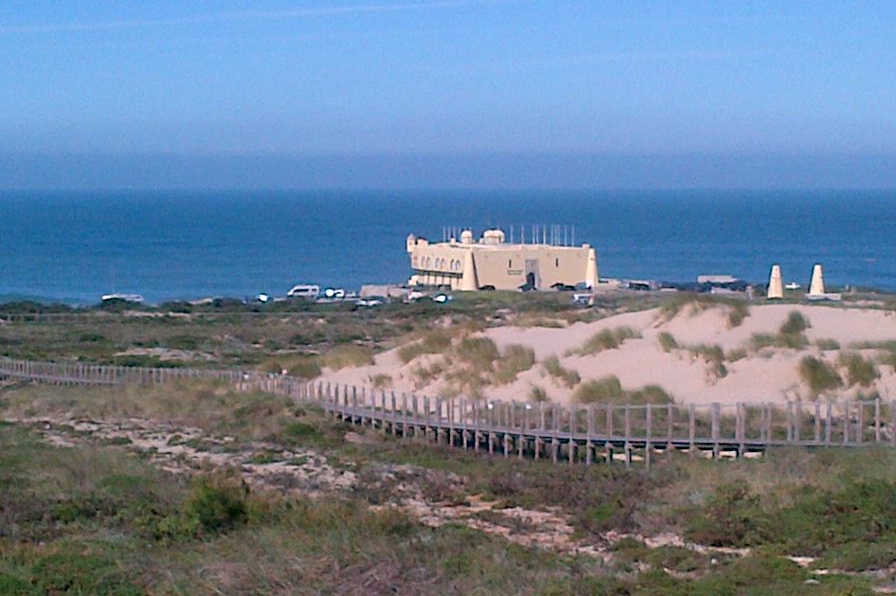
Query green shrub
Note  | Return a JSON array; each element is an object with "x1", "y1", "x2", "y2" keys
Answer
[
  {"x1": 186, "y1": 474, "x2": 248, "y2": 534},
  {"x1": 780, "y1": 311, "x2": 810, "y2": 335},
  {"x1": 287, "y1": 355, "x2": 322, "y2": 379},
  {"x1": 683, "y1": 483, "x2": 765, "y2": 547},
  {"x1": 798, "y1": 356, "x2": 843, "y2": 396},
  {"x1": 838, "y1": 352, "x2": 879, "y2": 387}
]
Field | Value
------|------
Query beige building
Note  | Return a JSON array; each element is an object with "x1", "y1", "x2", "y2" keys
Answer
[{"x1": 407, "y1": 228, "x2": 599, "y2": 291}]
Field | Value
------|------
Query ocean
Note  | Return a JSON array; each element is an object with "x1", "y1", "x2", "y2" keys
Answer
[{"x1": 0, "y1": 190, "x2": 893, "y2": 304}]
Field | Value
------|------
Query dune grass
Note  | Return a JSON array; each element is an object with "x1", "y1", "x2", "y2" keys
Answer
[
  {"x1": 571, "y1": 375, "x2": 674, "y2": 405},
  {"x1": 658, "y1": 294, "x2": 750, "y2": 327},
  {"x1": 322, "y1": 344, "x2": 375, "y2": 370},
  {"x1": 541, "y1": 355, "x2": 581, "y2": 388},
  {"x1": 750, "y1": 310, "x2": 811, "y2": 351},
  {"x1": 798, "y1": 356, "x2": 843, "y2": 397},
  {"x1": 568, "y1": 326, "x2": 640, "y2": 356},
  {"x1": 494, "y1": 344, "x2": 536, "y2": 385},
  {"x1": 837, "y1": 352, "x2": 879, "y2": 388}
]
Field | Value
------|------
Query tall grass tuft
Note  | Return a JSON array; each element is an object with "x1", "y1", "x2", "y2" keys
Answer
[
  {"x1": 750, "y1": 311, "x2": 811, "y2": 351},
  {"x1": 658, "y1": 294, "x2": 750, "y2": 327},
  {"x1": 397, "y1": 329, "x2": 453, "y2": 364},
  {"x1": 570, "y1": 326, "x2": 640, "y2": 356},
  {"x1": 837, "y1": 352, "x2": 879, "y2": 387},
  {"x1": 542, "y1": 355, "x2": 581, "y2": 387},
  {"x1": 798, "y1": 355, "x2": 843, "y2": 397},
  {"x1": 573, "y1": 376, "x2": 625, "y2": 403},
  {"x1": 689, "y1": 343, "x2": 728, "y2": 380},
  {"x1": 657, "y1": 332, "x2": 679, "y2": 352},
  {"x1": 572, "y1": 376, "x2": 674, "y2": 404},
  {"x1": 528, "y1": 385, "x2": 549, "y2": 402},
  {"x1": 322, "y1": 345, "x2": 374, "y2": 370},
  {"x1": 494, "y1": 344, "x2": 535, "y2": 385}
]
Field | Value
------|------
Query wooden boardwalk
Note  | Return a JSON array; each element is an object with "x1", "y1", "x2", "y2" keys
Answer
[{"x1": 2, "y1": 357, "x2": 895, "y2": 464}]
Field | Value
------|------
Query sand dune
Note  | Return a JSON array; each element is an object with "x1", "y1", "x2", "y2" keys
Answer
[{"x1": 321, "y1": 303, "x2": 896, "y2": 405}]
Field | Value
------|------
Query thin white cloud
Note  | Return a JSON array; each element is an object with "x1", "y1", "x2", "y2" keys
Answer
[
  {"x1": 0, "y1": 0, "x2": 521, "y2": 35},
  {"x1": 461, "y1": 47, "x2": 799, "y2": 73}
]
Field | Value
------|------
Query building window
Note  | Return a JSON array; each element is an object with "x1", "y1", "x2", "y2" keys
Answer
[
  {"x1": 508, "y1": 259, "x2": 512, "y2": 268},
  {"x1": 555, "y1": 258, "x2": 559, "y2": 267}
]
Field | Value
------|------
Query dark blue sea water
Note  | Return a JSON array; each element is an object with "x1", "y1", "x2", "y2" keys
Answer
[{"x1": 0, "y1": 190, "x2": 893, "y2": 304}]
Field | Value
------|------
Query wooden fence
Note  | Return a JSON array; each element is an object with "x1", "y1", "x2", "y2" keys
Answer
[{"x1": 2, "y1": 357, "x2": 894, "y2": 465}]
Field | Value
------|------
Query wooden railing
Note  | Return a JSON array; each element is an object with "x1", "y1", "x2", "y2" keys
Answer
[{"x1": 2, "y1": 357, "x2": 894, "y2": 464}]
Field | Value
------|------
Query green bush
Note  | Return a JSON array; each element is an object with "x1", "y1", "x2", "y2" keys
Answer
[
  {"x1": 186, "y1": 474, "x2": 249, "y2": 534},
  {"x1": 683, "y1": 483, "x2": 766, "y2": 547},
  {"x1": 780, "y1": 311, "x2": 810, "y2": 335}
]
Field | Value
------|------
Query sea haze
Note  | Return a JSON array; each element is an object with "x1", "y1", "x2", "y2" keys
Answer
[{"x1": 0, "y1": 190, "x2": 893, "y2": 304}]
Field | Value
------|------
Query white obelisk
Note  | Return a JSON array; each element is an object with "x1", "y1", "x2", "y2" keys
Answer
[
  {"x1": 767, "y1": 264, "x2": 784, "y2": 299},
  {"x1": 808, "y1": 263, "x2": 825, "y2": 297}
]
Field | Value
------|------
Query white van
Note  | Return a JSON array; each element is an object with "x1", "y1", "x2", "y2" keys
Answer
[{"x1": 287, "y1": 284, "x2": 320, "y2": 300}]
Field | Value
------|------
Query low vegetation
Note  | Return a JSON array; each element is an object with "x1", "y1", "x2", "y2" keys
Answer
[
  {"x1": 688, "y1": 343, "x2": 728, "y2": 381},
  {"x1": 837, "y1": 351, "x2": 879, "y2": 387},
  {"x1": 4, "y1": 379, "x2": 896, "y2": 593},
  {"x1": 494, "y1": 344, "x2": 536, "y2": 385},
  {"x1": 397, "y1": 328, "x2": 453, "y2": 364},
  {"x1": 657, "y1": 331, "x2": 679, "y2": 352},
  {"x1": 751, "y1": 310, "x2": 812, "y2": 351},
  {"x1": 572, "y1": 375, "x2": 674, "y2": 405},
  {"x1": 568, "y1": 325, "x2": 640, "y2": 356},
  {"x1": 658, "y1": 293, "x2": 750, "y2": 327},
  {"x1": 541, "y1": 355, "x2": 581, "y2": 387},
  {"x1": 798, "y1": 355, "x2": 843, "y2": 397},
  {"x1": 321, "y1": 344, "x2": 375, "y2": 369}
]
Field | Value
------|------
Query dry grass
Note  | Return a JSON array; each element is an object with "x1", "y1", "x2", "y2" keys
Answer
[{"x1": 322, "y1": 345, "x2": 375, "y2": 370}]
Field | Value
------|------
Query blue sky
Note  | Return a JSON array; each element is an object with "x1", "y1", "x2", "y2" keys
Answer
[{"x1": 2, "y1": 1, "x2": 895, "y2": 189}]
